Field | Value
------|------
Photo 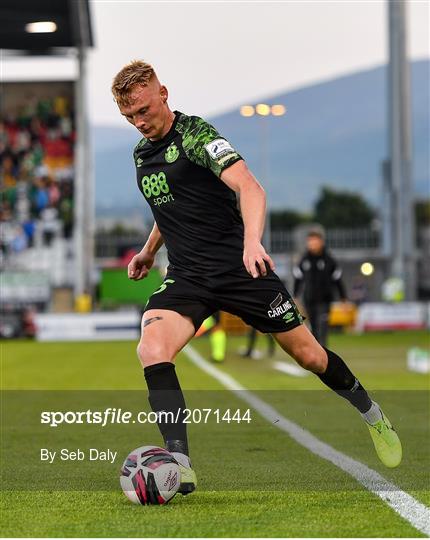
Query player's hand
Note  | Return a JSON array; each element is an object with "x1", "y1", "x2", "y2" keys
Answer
[
  {"x1": 243, "y1": 239, "x2": 275, "y2": 278},
  {"x1": 128, "y1": 250, "x2": 154, "y2": 281}
]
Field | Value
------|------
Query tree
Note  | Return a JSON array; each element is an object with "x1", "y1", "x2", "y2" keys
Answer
[
  {"x1": 415, "y1": 199, "x2": 430, "y2": 227},
  {"x1": 270, "y1": 209, "x2": 312, "y2": 231},
  {"x1": 313, "y1": 186, "x2": 375, "y2": 228}
]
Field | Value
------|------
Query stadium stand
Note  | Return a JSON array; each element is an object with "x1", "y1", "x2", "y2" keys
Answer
[{"x1": 1, "y1": 83, "x2": 75, "y2": 284}]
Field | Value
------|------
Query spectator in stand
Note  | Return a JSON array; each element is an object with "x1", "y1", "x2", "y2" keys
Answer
[
  {"x1": 0, "y1": 200, "x2": 13, "y2": 222},
  {"x1": 40, "y1": 204, "x2": 59, "y2": 246},
  {"x1": 59, "y1": 183, "x2": 74, "y2": 239},
  {"x1": 1, "y1": 154, "x2": 18, "y2": 188},
  {"x1": 2, "y1": 183, "x2": 17, "y2": 212},
  {"x1": 15, "y1": 127, "x2": 31, "y2": 155},
  {"x1": 22, "y1": 219, "x2": 36, "y2": 247},
  {"x1": 32, "y1": 177, "x2": 49, "y2": 216},
  {"x1": 47, "y1": 178, "x2": 61, "y2": 206},
  {"x1": 0, "y1": 201, "x2": 13, "y2": 258},
  {"x1": 11, "y1": 225, "x2": 28, "y2": 252}
]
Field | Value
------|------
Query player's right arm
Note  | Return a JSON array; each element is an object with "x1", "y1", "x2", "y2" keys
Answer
[{"x1": 128, "y1": 222, "x2": 164, "y2": 280}]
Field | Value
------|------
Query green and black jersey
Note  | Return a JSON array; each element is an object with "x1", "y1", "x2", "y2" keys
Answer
[{"x1": 134, "y1": 111, "x2": 244, "y2": 280}]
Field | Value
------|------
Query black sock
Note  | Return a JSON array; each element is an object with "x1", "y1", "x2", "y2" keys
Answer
[
  {"x1": 144, "y1": 362, "x2": 189, "y2": 456},
  {"x1": 318, "y1": 348, "x2": 372, "y2": 413}
]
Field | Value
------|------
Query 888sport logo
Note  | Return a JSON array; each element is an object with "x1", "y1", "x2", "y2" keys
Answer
[{"x1": 141, "y1": 172, "x2": 175, "y2": 207}]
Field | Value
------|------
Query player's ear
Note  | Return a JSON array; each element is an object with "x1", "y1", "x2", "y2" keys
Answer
[{"x1": 160, "y1": 86, "x2": 168, "y2": 103}]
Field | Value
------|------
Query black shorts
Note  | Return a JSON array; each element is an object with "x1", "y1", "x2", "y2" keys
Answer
[{"x1": 144, "y1": 266, "x2": 303, "y2": 334}]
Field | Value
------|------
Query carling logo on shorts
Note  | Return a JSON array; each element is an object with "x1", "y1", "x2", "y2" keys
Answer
[
  {"x1": 270, "y1": 293, "x2": 283, "y2": 310},
  {"x1": 268, "y1": 296, "x2": 293, "y2": 319}
]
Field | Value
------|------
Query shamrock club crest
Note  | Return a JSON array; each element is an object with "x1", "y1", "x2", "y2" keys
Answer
[{"x1": 165, "y1": 143, "x2": 179, "y2": 163}]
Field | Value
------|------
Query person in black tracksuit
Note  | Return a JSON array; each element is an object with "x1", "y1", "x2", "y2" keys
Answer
[{"x1": 293, "y1": 229, "x2": 347, "y2": 347}]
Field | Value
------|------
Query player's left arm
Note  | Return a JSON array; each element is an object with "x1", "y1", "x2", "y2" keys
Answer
[
  {"x1": 220, "y1": 160, "x2": 275, "y2": 278},
  {"x1": 330, "y1": 258, "x2": 347, "y2": 301},
  {"x1": 292, "y1": 257, "x2": 305, "y2": 298}
]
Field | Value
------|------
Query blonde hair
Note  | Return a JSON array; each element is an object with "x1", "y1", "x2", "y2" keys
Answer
[{"x1": 111, "y1": 60, "x2": 156, "y2": 106}]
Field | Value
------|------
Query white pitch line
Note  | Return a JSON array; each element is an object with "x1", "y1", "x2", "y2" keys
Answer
[
  {"x1": 183, "y1": 344, "x2": 430, "y2": 537},
  {"x1": 273, "y1": 360, "x2": 309, "y2": 377}
]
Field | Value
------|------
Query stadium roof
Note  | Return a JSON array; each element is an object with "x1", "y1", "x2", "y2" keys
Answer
[{"x1": 0, "y1": 0, "x2": 93, "y2": 54}]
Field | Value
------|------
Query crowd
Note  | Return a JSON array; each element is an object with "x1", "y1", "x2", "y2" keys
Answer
[{"x1": 1, "y1": 94, "x2": 75, "y2": 261}]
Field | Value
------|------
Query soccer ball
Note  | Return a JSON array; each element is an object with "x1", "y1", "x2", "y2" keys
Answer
[{"x1": 120, "y1": 446, "x2": 180, "y2": 505}]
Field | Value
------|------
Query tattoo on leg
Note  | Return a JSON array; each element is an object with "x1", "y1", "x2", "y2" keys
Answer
[{"x1": 143, "y1": 316, "x2": 163, "y2": 328}]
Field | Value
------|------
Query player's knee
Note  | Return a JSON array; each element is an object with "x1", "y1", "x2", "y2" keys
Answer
[
  {"x1": 293, "y1": 345, "x2": 327, "y2": 374},
  {"x1": 136, "y1": 339, "x2": 172, "y2": 367}
]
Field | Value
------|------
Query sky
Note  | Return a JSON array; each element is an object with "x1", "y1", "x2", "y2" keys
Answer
[{"x1": 2, "y1": 0, "x2": 429, "y2": 127}]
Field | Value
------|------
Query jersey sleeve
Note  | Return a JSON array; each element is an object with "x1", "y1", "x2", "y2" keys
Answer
[
  {"x1": 133, "y1": 137, "x2": 148, "y2": 168},
  {"x1": 202, "y1": 134, "x2": 242, "y2": 177},
  {"x1": 177, "y1": 115, "x2": 242, "y2": 177}
]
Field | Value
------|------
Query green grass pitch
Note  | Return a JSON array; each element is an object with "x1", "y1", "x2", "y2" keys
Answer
[{"x1": 1, "y1": 330, "x2": 429, "y2": 537}]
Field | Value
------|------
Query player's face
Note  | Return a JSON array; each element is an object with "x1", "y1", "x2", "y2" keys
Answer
[
  {"x1": 307, "y1": 235, "x2": 324, "y2": 254},
  {"x1": 119, "y1": 83, "x2": 169, "y2": 140}
]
